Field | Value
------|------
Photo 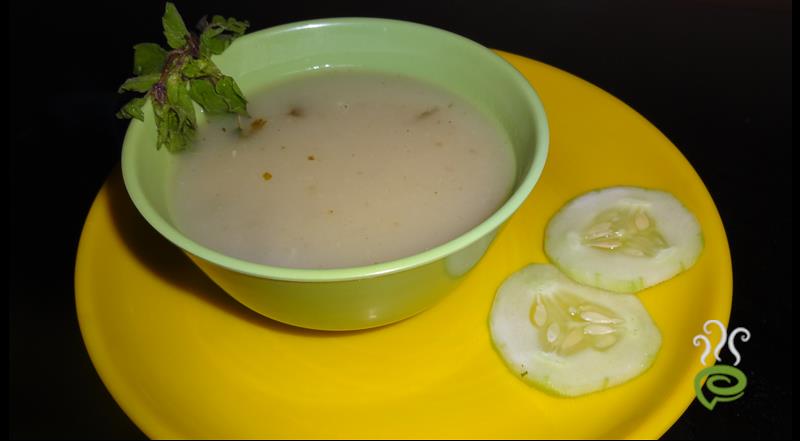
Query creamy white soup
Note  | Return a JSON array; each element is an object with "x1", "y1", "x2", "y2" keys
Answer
[{"x1": 170, "y1": 71, "x2": 516, "y2": 269}]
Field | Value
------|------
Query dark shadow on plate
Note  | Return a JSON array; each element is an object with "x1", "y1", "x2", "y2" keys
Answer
[{"x1": 104, "y1": 165, "x2": 370, "y2": 338}]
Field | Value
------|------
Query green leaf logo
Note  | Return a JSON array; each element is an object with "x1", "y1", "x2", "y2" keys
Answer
[{"x1": 694, "y1": 364, "x2": 747, "y2": 410}]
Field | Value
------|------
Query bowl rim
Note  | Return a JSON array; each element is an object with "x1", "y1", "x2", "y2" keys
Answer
[{"x1": 121, "y1": 17, "x2": 549, "y2": 282}]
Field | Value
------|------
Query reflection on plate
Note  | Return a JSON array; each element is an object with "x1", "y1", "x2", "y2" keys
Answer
[{"x1": 75, "y1": 52, "x2": 731, "y2": 438}]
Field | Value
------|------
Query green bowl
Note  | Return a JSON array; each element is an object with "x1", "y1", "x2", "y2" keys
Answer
[{"x1": 121, "y1": 18, "x2": 549, "y2": 330}]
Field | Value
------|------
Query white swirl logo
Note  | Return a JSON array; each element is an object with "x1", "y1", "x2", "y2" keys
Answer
[
  {"x1": 692, "y1": 319, "x2": 750, "y2": 366},
  {"x1": 726, "y1": 327, "x2": 751, "y2": 366}
]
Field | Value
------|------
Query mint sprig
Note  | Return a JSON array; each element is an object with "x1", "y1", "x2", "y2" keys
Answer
[{"x1": 116, "y1": 2, "x2": 250, "y2": 152}]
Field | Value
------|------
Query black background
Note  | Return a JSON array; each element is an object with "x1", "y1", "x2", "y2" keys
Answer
[{"x1": 8, "y1": 0, "x2": 792, "y2": 439}]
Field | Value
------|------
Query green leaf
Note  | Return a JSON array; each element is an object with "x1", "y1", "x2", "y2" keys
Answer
[
  {"x1": 116, "y1": 97, "x2": 148, "y2": 121},
  {"x1": 154, "y1": 103, "x2": 176, "y2": 151},
  {"x1": 118, "y1": 73, "x2": 161, "y2": 93},
  {"x1": 199, "y1": 31, "x2": 228, "y2": 56},
  {"x1": 133, "y1": 43, "x2": 167, "y2": 75},
  {"x1": 215, "y1": 75, "x2": 248, "y2": 115},
  {"x1": 153, "y1": 102, "x2": 169, "y2": 150},
  {"x1": 182, "y1": 58, "x2": 219, "y2": 78},
  {"x1": 188, "y1": 79, "x2": 228, "y2": 113},
  {"x1": 154, "y1": 102, "x2": 195, "y2": 152},
  {"x1": 211, "y1": 15, "x2": 249, "y2": 34},
  {"x1": 151, "y1": 73, "x2": 197, "y2": 152},
  {"x1": 162, "y1": 2, "x2": 190, "y2": 49},
  {"x1": 199, "y1": 15, "x2": 249, "y2": 56},
  {"x1": 167, "y1": 73, "x2": 197, "y2": 126}
]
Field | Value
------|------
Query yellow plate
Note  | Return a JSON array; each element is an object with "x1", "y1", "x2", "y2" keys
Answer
[{"x1": 75, "y1": 52, "x2": 732, "y2": 439}]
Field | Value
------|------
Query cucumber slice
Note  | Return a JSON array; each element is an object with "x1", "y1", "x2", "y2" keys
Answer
[
  {"x1": 489, "y1": 264, "x2": 661, "y2": 397},
  {"x1": 544, "y1": 186, "x2": 703, "y2": 293}
]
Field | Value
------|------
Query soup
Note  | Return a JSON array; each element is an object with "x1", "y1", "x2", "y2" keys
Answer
[{"x1": 170, "y1": 71, "x2": 516, "y2": 269}]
